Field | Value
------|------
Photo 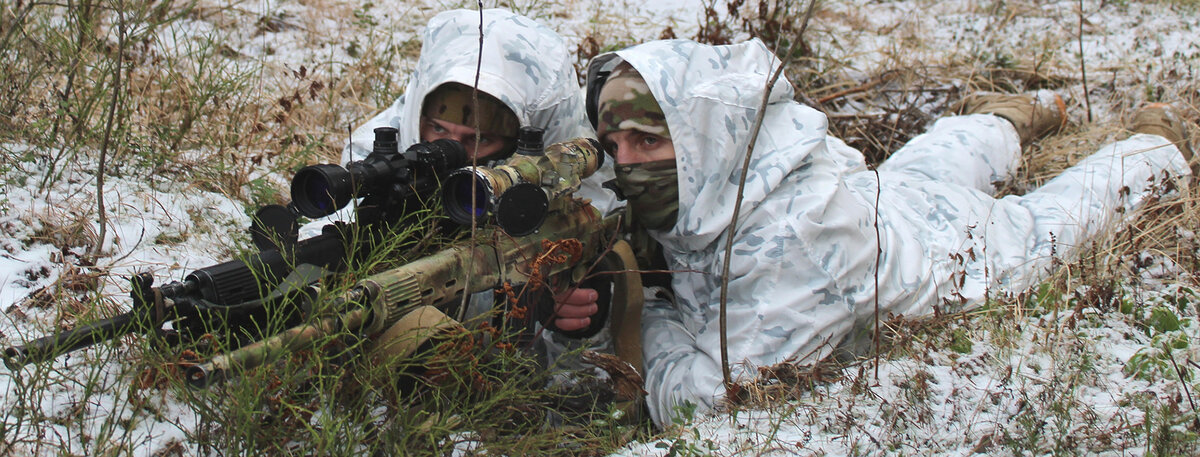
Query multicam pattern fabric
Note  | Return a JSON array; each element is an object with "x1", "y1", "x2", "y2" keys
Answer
[
  {"x1": 421, "y1": 82, "x2": 520, "y2": 138},
  {"x1": 596, "y1": 62, "x2": 670, "y2": 139},
  {"x1": 614, "y1": 159, "x2": 679, "y2": 231},
  {"x1": 342, "y1": 9, "x2": 616, "y2": 213},
  {"x1": 587, "y1": 39, "x2": 1192, "y2": 426}
]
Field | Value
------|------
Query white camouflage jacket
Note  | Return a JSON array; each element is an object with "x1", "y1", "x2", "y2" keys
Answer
[{"x1": 597, "y1": 39, "x2": 1189, "y2": 426}]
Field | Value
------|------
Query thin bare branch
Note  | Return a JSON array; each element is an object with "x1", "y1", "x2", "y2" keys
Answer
[
  {"x1": 719, "y1": 0, "x2": 819, "y2": 390},
  {"x1": 457, "y1": 3, "x2": 486, "y2": 322},
  {"x1": 1166, "y1": 342, "x2": 1198, "y2": 417},
  {"x1": 1077, "y1": 0, "x2": 1093, "y2": 123},
  {"x1": 88, "y1": 0, "x2": 126, "y2": 262}
]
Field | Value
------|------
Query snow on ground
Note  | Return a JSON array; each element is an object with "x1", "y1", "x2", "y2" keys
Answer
[
  {"x1": 2, "y1": 0, "x2": 1198, "y2": 455},
  {"x1": 0, "y1": 151, "x2": 247, "y2": 454},
  {"x1": 614, "y1": 284, "x2": 1200, "y2": 456}
]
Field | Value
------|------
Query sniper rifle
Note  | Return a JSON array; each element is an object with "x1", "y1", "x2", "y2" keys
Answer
[
  {"x1": 3, "y1": 127, "x2": 468, "y2": 369},
  {"x1": 186, "y1": 132, "x2": 644, "y2": 387}
]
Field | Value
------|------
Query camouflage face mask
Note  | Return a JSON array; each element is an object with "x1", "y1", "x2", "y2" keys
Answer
[{"x1": 615, "y1": 159, "x2": 679, "y2": 231}]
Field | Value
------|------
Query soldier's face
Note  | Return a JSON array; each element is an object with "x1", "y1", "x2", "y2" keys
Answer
[
  {"x1": 601, "y1": 129, "x2": 676, "y2": 164},
  {"x1": 420, "y1": 117, "x2": 512, "y2": 160}
]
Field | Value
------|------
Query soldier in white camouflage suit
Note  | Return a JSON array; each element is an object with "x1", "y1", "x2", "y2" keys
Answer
[
  {"x1": 343, "y1": 8, "x2": 617, "y2": 337},
  {"x1": 344, "y1": 8, "x2": 615, "y2": 213},
  {"x1": 558, "y1": 38, "x2": 1195, "y2": 426}
]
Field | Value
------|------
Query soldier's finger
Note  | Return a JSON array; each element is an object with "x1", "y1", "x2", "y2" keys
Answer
[
  {"x1": 555, "y1": 302, "x2": 598, "y2": 318},
  {"x1": 554, "y1": 317, "x2": 591, "y2": 332},
  {"x1": 555, "y1": 288, "x2": 598, "y2": 305}
]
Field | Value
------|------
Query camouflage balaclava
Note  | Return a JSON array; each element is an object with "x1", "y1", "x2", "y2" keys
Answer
[
  {"x1": 422, "y1": 82, "x2": 520, "y2": 139},
  {"x1": 596, "y1": 61, "x2": 679, "y2": 232}
]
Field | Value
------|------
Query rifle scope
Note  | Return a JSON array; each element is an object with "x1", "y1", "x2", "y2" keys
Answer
[
  {"x1": 291, "y1": 127, "x2": 468, "y2": 218},
  {"x1": 442, "y1": 128, "x2": 604, "y2": 236}
]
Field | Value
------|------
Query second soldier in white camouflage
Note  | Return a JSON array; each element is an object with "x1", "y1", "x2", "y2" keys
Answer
[{"x1": 567, "y1": 38, "x2": 1192, "y2": 426}]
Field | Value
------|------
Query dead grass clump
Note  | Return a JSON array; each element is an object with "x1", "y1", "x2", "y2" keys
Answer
[
  {"x1": 721, "y1": 308, "x2": 983, "y2": 413},
  {"x1": 0, "y1": 0, "x2": 428, "y2": 210},
  {"x1": 723, "y1": 356, "x2": 844, "y2": 409},
  {"x1": 9, "y1": 270, "x2": 106, "y2": 339},
  {"x1": 693, "y1": 0, "x2": 738, "y2": 46},
  {"x1": 822, "y1": 68, "x2": 960, "y2": 165},
  {"x1": 570, "y1": 6, "x2": 643, "y2": 86},
  {"x1": 334, "y1": 32, "x2": 423, "y2": 126},
  {"x1": 26, "y1": 202, "x2": 100, "y2": 256},
  {"x1": 575, "y1": 35, "x2": 605, "y2": 86},
  {"x1": 972, "y1": 66, "x2": 1074, "y2": 94},
  {"x1": 691, "y1": 0, "x2": 955, "y2": 164}
]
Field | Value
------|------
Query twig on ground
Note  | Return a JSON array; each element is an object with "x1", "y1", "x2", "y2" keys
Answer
[
  {"x1": 1165, "y1": 343, "x2": 1198, "y2": 419},
  {"x1": 458, "y1": 2, "x2": 486, "y2": 322},
  {"x1": 817, "y1": 71, "x2": 899, "y2": 105},
  {"x1": 1077, "y1": 0, "x2": 1093, "y2": 122},
  {"x1": 90, "y1": 1, "x2": 127, "y2": 262},
  {"x1": 872, "y1": 167, "x2": 881, "y2": 382}
]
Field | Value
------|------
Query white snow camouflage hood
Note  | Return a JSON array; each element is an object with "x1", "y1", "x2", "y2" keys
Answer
[
  {"x1": 345, "y1": 9, "x2": 593, "y2": 162},
  {"x1": 590, "y1": 39, "x2": 824, "y2": 251}
]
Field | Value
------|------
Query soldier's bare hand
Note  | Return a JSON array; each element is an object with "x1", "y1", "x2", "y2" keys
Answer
[{"x1": 553, "y1": 288, "x2": 598, "y2": 332}]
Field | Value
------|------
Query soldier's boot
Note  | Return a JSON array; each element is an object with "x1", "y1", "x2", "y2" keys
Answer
[
  {"x1": 1129, "y1": 103, "x2": 1197, "y2": 174},
  {"x1": 951, "y1": 90, "x2": 1068, "y2": 146}
]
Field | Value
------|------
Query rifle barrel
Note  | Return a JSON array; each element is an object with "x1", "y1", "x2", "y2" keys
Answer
[
  {"x1": 4, "y1": 312, "x2": 137, "y2": 369},
  {"x1": 185, "y1": 291, "x2": 369, "y2": 388}
]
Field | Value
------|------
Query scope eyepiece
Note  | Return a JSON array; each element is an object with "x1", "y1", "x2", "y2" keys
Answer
[
  {"x1": 442, "y1": 137, "x2": 603, "y2": 236},
  {"x1": 443, "y1": 169, "x2": 493, "y2": 226}
]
